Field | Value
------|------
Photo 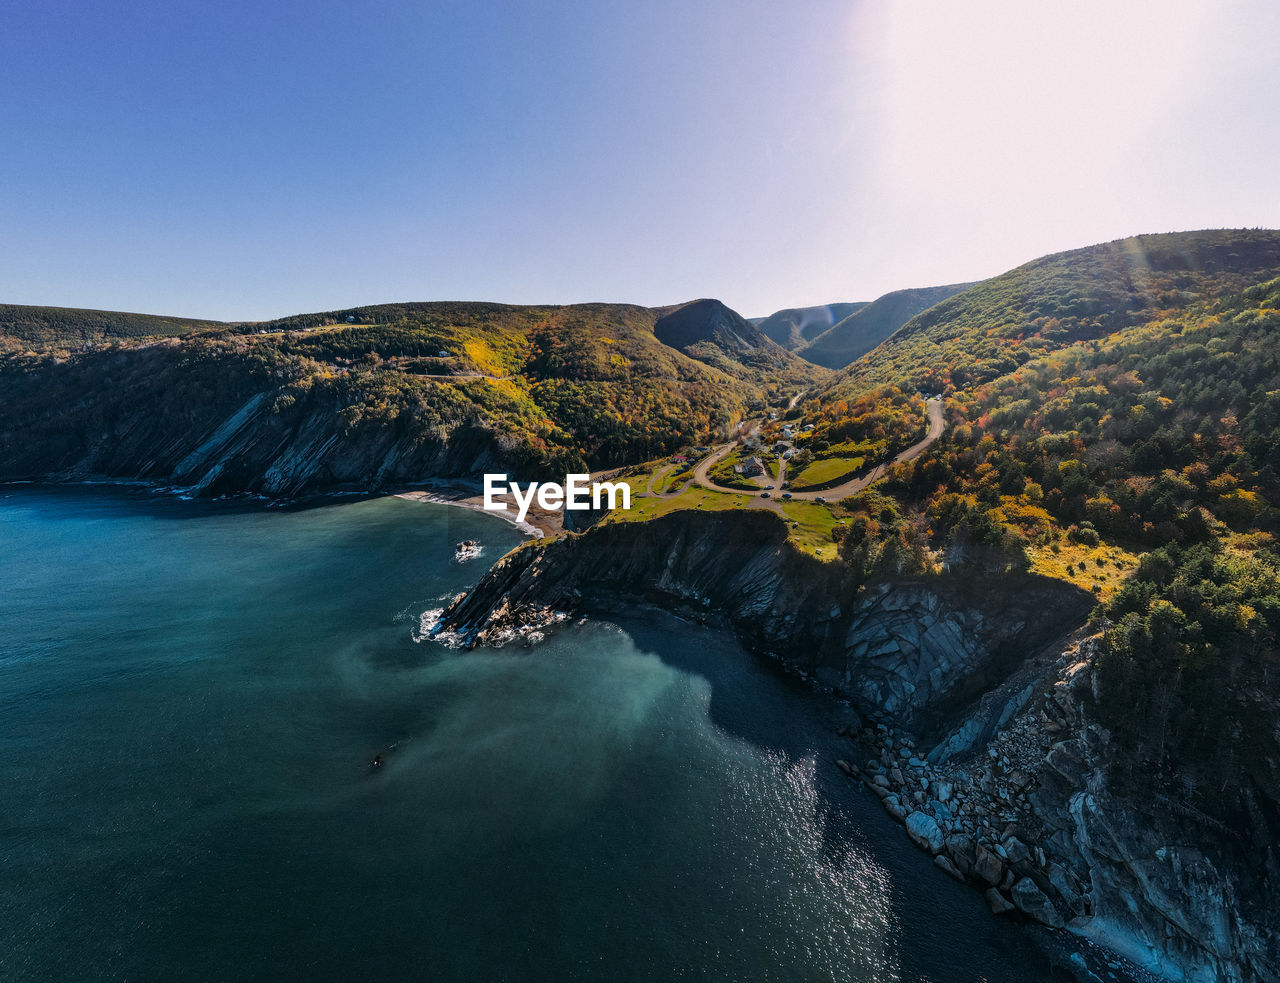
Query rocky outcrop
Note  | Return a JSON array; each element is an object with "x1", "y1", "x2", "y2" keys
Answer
[
  {"x1": 843, "y1": 633, "x2": 1280, "y2": 983},
  {"x1": 441, "y1": 508, "x2": 1280, "y2": 982},
  {"x1": 439, "y1": 510, "x2": 1091, "y2": 731},
  {"x1": 0, "y1": 363, "x2": 512, "y2": 498}
]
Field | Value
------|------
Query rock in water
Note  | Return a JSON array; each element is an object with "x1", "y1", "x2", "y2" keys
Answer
[
  {"x1": 972, "y1": 844, "x2": 1005, "y2": 887},
  {"x1": 985, "y1": 888, "x2": 1015, "y2": 915},
  {"x1": 1011, "y1": 878, "x2": 1065, "y2": 929},
  {"x1": 905, "y1": 811, "x2": 944, "y2": 854},
  {"x1": 934, "y1": 855, "x2": 966, "y2": 882}
]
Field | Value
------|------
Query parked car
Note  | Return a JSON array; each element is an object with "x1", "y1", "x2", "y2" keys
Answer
[
  {"x1": 764, "y1": 484, "x2": 775, "y2": 490},
  {"x1": 760, "y1": 492, "x2": 771, "y2": 498},
  {"x1": 814, "y1": 496, "x2": 827, "y2": 504},
  {"x1": 782, "y1": 493, "x2": 793, "y2": 500}
]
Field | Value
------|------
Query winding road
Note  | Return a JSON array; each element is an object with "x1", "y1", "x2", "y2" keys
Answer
[{"x1": 682, "y1": 397, "x2": 946, "y2": 503}]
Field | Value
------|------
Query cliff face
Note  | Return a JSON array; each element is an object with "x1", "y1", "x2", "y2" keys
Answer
[
  {"x1": 149, "y1": 391, "x2": 506, "y2": 497},
  {"x1": 440, "y1": 510, "x2": 1090, "y2": 732},
  {"x1": 939, "y1": 638, "x2": 1280, "y2": 983},
  {"x1": 440, "y1": 509, "x2": 1278, "y2": 982},
  {"x1": 0, "y1": 355, "x2": 510, "y2": 497}
]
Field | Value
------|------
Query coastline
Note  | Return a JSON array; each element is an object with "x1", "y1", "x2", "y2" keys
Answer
[
  {"x1": 3, "y1": 479, "x2": 1161, "y2": 981},
  {"x1": 465, "y1": 595, "x2": 1159, "y2": 983},
  {"x1": 433, "y1": 511, "x2": 1172, "y2": 983},
  {"x1": 0, "y1": 476, "x2": 565, "y2": 538},
  {"x1": 394, "y1": 482, "x2": 563, "y2": 538}
]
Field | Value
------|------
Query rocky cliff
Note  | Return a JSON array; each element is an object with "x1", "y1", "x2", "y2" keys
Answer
[
  {"x1": 439, "y1": 509, "x2": 1279, "y2": 982},
  {"x1": 0, "y1": 347, "x2": 517, "y2": 497},
  {"x1": 439, "y1": 509, "x2": 1089, "y2": 736}
]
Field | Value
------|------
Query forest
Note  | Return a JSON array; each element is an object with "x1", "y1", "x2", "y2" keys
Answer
[
  {"x1": 822, "y1": 273, "x2": 1280, "y2": 826},
  {"x1": 0, "y1": 299, "x2": 784, "y2": 483}
]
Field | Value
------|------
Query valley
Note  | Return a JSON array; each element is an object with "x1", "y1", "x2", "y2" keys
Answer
[{"x1": 6, "y1": 227, "x2": 1280, "y2": 981}]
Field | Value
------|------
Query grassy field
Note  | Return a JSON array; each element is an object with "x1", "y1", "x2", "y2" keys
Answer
[
  {"x1": 617, "y1": 484, "x2": 758, "y2": 521},
  {"x1": 778, "y1": 500, "x2": 843, "y2": 557},
  {"x1": 787, "y1": 456, "x2": 864, "y2": 490},
  {"x1": 653, "y1": 467, "x2": 692, "y2": 494},
  {"x1": 1028, "y1": 540, "x2": 1138, "y2": 600},
  {"x1": 611, "y1": 481, "x2": 842, "y2": 560}
]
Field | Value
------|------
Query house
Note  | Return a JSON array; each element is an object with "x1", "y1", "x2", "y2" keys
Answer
[
  {"x1": 801, "y1": 424, "x2": 816, "y2": 432},
  {"x1": 772, "y1": 440, "x2": 791, "y2": 455},
  {"x1": 782, "y1": 425, "x2": 793, "y2": 439},
  {"x1": 345, "y1": 315, "x2": 356, "y2": 323},
  {"x1": 672, "y1": 454, "x2": 688, "y2": 463},
  {"x1": 733, "y1": 456, "x2": 766, "y2": 477}
]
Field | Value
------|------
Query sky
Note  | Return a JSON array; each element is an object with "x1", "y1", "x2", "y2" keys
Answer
[{"x1": 2, "y1": 0, "x2": 1277, "y2": 321}]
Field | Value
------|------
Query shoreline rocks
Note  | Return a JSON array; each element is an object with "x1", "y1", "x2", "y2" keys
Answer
[{"x1": 436, "y1": 510, "x2": 1276, "y2": 983}]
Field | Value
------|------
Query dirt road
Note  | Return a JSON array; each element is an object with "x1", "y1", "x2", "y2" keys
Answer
[{"x1": 689, "y1": 397, "x2": 946, "y2": 502}]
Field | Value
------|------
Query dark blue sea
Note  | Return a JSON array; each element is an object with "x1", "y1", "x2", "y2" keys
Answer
[{"x1": 0, "y1": 488, "x2": 1107, "y2": 981}]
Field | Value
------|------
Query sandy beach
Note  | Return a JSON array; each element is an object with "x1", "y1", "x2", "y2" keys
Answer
[{"x1": 394, "y1": 483, "x2": 565, "y2": 538}]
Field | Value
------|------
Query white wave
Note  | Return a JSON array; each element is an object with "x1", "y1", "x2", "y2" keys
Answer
[
  {"x1": 429, "y1": 629, "x2": 468, "y2": 649},
  {"x1": 410, "y1": 607, "x2": 445, "y2": 644}
]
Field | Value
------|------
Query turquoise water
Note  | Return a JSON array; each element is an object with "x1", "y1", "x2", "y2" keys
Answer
[{"x1": 0, "y1": 488, "x2": 1085, "y2": 982}]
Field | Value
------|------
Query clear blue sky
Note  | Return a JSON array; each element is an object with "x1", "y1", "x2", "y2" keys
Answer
[{"x1": 3, "y1": 0, "x2": 1278, "y2": 320}]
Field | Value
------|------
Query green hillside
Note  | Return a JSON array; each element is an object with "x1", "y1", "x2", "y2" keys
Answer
[
  {"x1": 822, "y1": 229, "x2": 1280, "y2": 397},
  {"x1": 810, "y1": 260, "x2": 1280, "y2": 834},
  {"x1": 0, "y1": 298, "x2": 823, "y2": 493},
  {"x1": 754, "y1": 302, "x2": 866, "y2": 350},
  {"x1": 651, "y1": 298, "x2": 825, "y2": 390},
  {"x1": 799, "y1": 283, "x2": 974, "y2": 369},
  {"x1": 0, "y1": 304, "x2": 225, "y2": 350}
]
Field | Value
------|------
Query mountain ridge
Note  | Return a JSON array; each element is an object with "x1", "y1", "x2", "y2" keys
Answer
[
  {"x1": 754, "y1": 302, "x2": 868, "y2": 350},
  {"x1": 820, "y1": 228, "x2": 1280, "y2": 398},
  {"x1": 800, "y1": 282, "x2": 976, "y2": 369}
]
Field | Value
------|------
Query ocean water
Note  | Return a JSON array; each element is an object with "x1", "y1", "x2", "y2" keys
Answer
[{"x1": 0, "y1": 488, "x2": 1095, "y2": 982}]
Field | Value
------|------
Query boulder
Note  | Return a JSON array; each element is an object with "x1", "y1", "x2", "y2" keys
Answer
[
  {"x1": 835, "y1": 759, "x2": 854, "y2": 777},
  {"x1": 972, "y1": 845, "x2": 1005, "y2": 887},
  {"x1": 1046, "y1": 862, "x2": 1086, "y2": 916},
  {"x1": 1045, "y1": 740, "x2": 1090, "y2": 786},
  {"x1": 1002, "y1": 836, "x2": 1031, "y2": 867},
  {"x1": 905, "y1": 811, "x2": 945, "y2": 854},
  {"x1": 1011, "y1": 877, "x2": 1065, "y2": 928},
  {"x1": 944, "y1": 834, "x2": 974, "y2": 874},
  {"x1": 985, "y1": 888, "x2": 1015, "y2": 915},
  {"x1": 934, "y1": 855, "x2": 966, "y2": 882}
]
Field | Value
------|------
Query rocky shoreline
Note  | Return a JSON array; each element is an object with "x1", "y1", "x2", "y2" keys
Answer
[
  {"x1": 830, "y1": 635, "x2": 1105, "y2": 931},
  {"x1": 437, "y1": 509, "x2": 1279, "y2": 983}
]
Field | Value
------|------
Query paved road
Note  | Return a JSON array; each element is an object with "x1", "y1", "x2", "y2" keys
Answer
[{"x1": 688, "y1": 397, "x2": 946, "y2": 503}]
